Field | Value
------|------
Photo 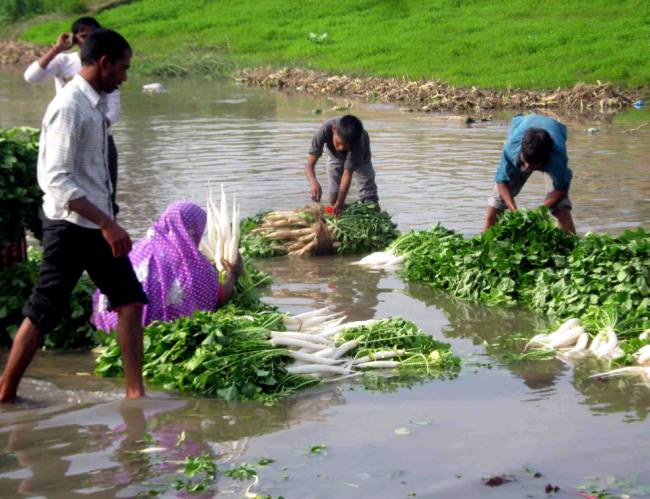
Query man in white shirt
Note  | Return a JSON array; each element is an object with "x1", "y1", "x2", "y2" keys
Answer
[
  {"x1": 0, "y1": 29, "x2": 146, "y2": 403},
  {"x1": 24, "y1": 16, "x2": 122, "y2": 214}
]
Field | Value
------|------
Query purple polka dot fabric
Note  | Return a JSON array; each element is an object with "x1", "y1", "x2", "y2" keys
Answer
[{"x1": 92, "y1": 201, "x2": 220, "y2": 332}]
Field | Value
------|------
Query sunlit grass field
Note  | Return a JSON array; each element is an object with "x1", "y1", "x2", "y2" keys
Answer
[{"x1": 20, "y1": 0, "x2": 650, "y2": 89}]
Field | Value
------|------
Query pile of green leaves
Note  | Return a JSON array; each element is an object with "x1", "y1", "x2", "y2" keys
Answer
[
  {"x1": 392, "y1": 207, "x2": 649, "y2": 353},
  {"x1": 395, "y1": 208, "x2": 576, "y2": 306},
  {"x1": 239, "y1": 212, "x2": 286, "y2": 258},
  {"x1": 95, "y1": 304, "x2": 319, "y2": 403},
  {"x1": 0, "y1": 127, "x2": 42, "y2": 244},
  {"x1": 337, "y1": 317, "x2": 461, "y2": 374},
  {"x1": 325, "y1": 202, "x2": 400, "y2": 255},
  {"x1": 522, "y1": 228, "x2": 649, "y2": 322},
  {"x1": 0, "y1": 249, "x2": 97, "y2": 349}
]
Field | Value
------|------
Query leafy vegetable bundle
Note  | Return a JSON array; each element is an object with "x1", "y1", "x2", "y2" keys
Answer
[
  {"x1": 0, "y1": 127, "x2": 42, "y2": 246},
  {"x1": 240, "y1": 202, "x2": 400, "y2": 258},
  {"x1": 95, "y1": 305, "x2": 459, "y2": 402},
  {"x1": 386, "y1": 208, "x2": 649, "y2": 375}
]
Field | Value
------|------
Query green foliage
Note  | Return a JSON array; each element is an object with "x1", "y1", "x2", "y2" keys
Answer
[
  {"x1": 240, "y1": 213, "x2": 285, "y2": 259},
  {"x1": 95, "y1": 304, "x2": 319, "y2": 403},
  {"x1": 0, "y1": 249, "x2": 97, "y2": 350},
  {"x1": 223, "y1": 463, "x2": 257, "y2": 480},
  {"x1": 20, "y1": 0, "x2": 650, "y2": 88},
  {"x1": 0, "y1": 0, "x2": 85, "y2": 23},
  {"x1": 326, "y1": 202, "x2": 400, "y2": 255},
  {"x1": 393, "y1": 207, "x2": 649, "y2": 357},
  {"x1": 174, "y1": 454, "x2": 218, "y2": 493},
  {"x1": 337, "y1": 317, "x2": 461, "y2": 374},
  {"x1": 0, "y1": 127, "x2": 42, "y2": 244}
]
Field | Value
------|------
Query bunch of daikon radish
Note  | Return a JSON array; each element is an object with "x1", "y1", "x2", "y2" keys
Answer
[
  {"x1": 250, "y1": 208, "x2": 324, "y2": 256},
  {"x1": 352, "y1": 248, "x2": 406, "y2": 269},
  {"x1": 526, "y1": 318, "x2": 624, "y2": 359},
  {"x1": 201, "y1": 184, "x2": 240, "y2": 274},
  {"x1": 271, "y1": 307, "x2": 407, "y2": 379},
  {"x1": 592, "y1": 330, "x2": 650, "y2": 381}
]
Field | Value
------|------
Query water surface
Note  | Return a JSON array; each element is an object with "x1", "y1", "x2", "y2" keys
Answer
[{"x1": 1, "y1": 70, "x2": 650, "y2": 498}]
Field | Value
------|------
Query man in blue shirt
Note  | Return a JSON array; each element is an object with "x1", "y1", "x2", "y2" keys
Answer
[{"x1": 482, "y1": 114, "x2": 576, "y2": 234}]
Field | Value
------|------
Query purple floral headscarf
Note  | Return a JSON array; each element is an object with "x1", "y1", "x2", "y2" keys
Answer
[{"x1": 93, "y1": 202, "x2": 219, "y2": 332}]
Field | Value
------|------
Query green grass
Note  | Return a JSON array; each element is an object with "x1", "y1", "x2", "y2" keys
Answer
[{"x1": 18, "y1": 0, "x2": 650, "y2": 89}]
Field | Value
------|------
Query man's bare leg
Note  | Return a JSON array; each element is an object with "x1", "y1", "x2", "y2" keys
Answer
[
  {"x1": 116, "y1": 303, "x2": 145, "y2": 399},
  {"x1": 482, "y1": 206, "x2": 503, "y2": 233},
  {"x1": 554, "y1": 207, "x2": 576, "y2": 234},
  {"x1": 0, "y1": 318, "x2": 41, "y2": 403}
]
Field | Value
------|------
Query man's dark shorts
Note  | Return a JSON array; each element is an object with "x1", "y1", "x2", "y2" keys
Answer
[{"x1": 23, "y1": 219, "x2": 147, "y2": 334}]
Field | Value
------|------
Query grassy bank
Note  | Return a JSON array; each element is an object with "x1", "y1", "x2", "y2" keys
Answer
[{"x1": 18, "y1": 0, "x2": 650, "y2": 89}]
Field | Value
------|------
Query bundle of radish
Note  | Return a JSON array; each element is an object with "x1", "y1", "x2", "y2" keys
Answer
[
  {"x1": 96, "y1": 304, "x2": 461, "y2": 401},
  {"x1": 201, "y1": 184, "x2": 240, "y2": 274},
  {"x1": 526, "y1": 312, "x2": 630, "y2": 360},
  {"x1": 245, "y1": 206, "x2": 332, "y2": 256},
  {"x1": 591, "y1": 330, "x2": 650, "y2": 381},
  {"x1": 271, "y1": 312, "x2": 460, "y2": 379},
  {"x1": 240, "y1": 202, "x2": 399, "y2": 258}
]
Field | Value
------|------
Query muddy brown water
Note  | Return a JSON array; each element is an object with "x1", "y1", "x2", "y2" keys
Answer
[{"x1": 1, "y1": 70, "x2": 649, "y2": 498}]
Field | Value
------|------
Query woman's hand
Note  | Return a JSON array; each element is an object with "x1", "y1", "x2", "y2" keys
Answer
[{"x1": 222, "y1": 254, "x2": 243, "y2": 279}]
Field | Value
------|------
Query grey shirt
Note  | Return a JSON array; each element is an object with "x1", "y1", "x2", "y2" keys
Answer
[{"x1": 308, "y1": 117, "x2": 372, "y2": 171}]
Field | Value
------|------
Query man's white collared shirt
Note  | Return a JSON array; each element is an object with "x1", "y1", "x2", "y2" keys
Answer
[{"x1": 38, "y1": 74, "x2": 114, "y2": 229}]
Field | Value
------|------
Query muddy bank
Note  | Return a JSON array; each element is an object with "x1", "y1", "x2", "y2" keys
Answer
[
  {"x1": 236, "y1": 67, "x2": 641, "y2": 119},
  {"x1": 0, "y1": 39, "x2": 44, "y2": 67}
]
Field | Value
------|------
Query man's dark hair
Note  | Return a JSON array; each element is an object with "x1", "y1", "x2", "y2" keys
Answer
[
  {"x1": 521, "y1": 128, "x2": 554, "y2": 166},
  {"x1": 81, "y1": 29, "x2": 132, "y2": 65},
  {"x1": 336, "y1": 115, "x2": 364, "y2": 147},
  {"x1": 71, "y1": 16, "x2": 101, "y2": 35}
]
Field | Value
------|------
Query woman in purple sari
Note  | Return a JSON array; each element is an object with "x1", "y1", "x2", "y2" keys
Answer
[{"x1": 93, "y1": 202, "x2": 240, "y2": 331}]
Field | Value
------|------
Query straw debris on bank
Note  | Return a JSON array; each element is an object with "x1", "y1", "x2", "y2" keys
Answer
[{"x1": 236, "y1": 67, "x2": 639, "y2": 118}]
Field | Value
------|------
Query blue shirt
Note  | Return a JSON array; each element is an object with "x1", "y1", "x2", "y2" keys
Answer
[{"x1": 495, "y1": 114, "x2": 572, "y2": 191}]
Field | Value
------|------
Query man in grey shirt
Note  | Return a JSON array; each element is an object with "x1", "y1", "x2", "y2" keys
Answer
[{"x1": 305, "y1": 115, "x2": 378, "y2": 216}]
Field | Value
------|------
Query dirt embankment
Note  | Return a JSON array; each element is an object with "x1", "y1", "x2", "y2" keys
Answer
[{"x1": 236, "y1": 67, "x2": 641, "y2": 119}]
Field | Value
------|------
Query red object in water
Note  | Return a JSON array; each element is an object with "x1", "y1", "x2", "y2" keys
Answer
[{"x1": 325, "y1": 206, "x2": 334, "y2": 214}]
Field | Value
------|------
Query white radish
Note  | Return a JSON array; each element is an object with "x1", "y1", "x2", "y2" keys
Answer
[
  {"x1": 352, "y1": 350, "x2": 405, "y2": 365},
  {"x1": 286, "y1": 364, "x2": 352, "y2": 375},
  {"x1": 270, "y1": 331, "x2": 332, "y2": 345},
  {"x1": 269, "y1": 338, "x2": 326, "y2": 351},
  {"x1": 220, "y1": 184, "x2": 230, "y2": 259},
  {"x1": 291, "y1": 307, "x2": 331, "y2": 321},
  {"x1": 589, "y1": 333, "x2": 603, "y2": 354},
  {"x1": 313, "y1": 347, "x2": 336, "y2": 358},
  {"x1": 595, "y1": 329, "x2": 618, "y2": 358},
  {"x1": 286, "y1": 351, "x2": 345, "y2": 365},
  {"x1": 549, "y1": 326, "x2": 585, "y2": 349},
  {"x1": 555, "y1": 318, "x2": 582, "y2": 333},
  {"x1": 381, "y1": 255, "x2": 406, "y2": 267},
  {"x1": 356, "y1": 360, "x2": 400, "y2": 369},
  {"x1": 353, "y1": 250, "x2": 396, "y2": 266},
  {"x1": 636, "y1": 345, "x2": 650, "y2": 365},
  {"x1": 569, "y1": 332, "x2": 589, "y2": 353},
  {"x1": 320, "y1": 319, "x2": 378, "y2": 337},
  {"x1": 332, "y1": 340, "x2": 359, "y2": 359}
]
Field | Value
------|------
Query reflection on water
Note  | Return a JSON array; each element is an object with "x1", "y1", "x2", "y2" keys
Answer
[{"x1": 1, "y1": 68, "x2": 649, "y2": 497}]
